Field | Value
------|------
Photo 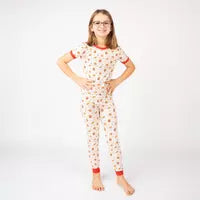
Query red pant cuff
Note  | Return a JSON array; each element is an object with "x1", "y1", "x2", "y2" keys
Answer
[
  {"x1": 115, "y1": 170, "x2": 124, "y2": 176},
  {"x1": 92, "y1": 167, "x2": 100, "y2": 173}
]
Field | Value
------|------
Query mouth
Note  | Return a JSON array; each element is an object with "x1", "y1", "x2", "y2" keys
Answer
[{"x1": 98, "y1": 30, "x2": 107, "y2": 32}]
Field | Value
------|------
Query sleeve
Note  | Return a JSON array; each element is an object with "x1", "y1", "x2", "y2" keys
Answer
[
  {"x1": 70, "y1": 42, "x2": 88, "y2": 59},
  {"x1": 116, "y1": 46, "x2": 130, "y2": 64}
]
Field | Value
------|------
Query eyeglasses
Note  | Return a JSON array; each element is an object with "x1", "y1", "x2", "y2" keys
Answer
[{"x1": 92, "y1": 21, "x2": 111, "y2": 27}]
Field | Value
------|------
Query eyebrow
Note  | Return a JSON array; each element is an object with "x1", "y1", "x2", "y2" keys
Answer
[{"x1": 93, "y1": 20, "x2": 110, "y2": 22}]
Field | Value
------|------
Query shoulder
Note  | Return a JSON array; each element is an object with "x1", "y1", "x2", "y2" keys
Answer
[
  {"x1": 81, "y1": 41, "x2": 91, "y2": 48},
  {"x1": 76, "y1": 41, "x2": 88, "y2": 49},
  {"x1": 112, "y1": 45, "x2": 129, "y2": 63},
  {"x1": 70, "y1": 41, "x2": 89, "y2": 59},
  {"x1": 111, "y1": 45, "x2": 123, "y2": 52},
  {"x1": 72, "y1": 41, "x2": 89, "y2": 49},
  {"x1": 115, "y1": 45, "x2": 124, "y2": 51},
  {"x1": 111, "y1": 45, "x2": 124, "y2": 55},
  {"x1": 115, "y1": 45, "x2": 128, "y2": 54}
]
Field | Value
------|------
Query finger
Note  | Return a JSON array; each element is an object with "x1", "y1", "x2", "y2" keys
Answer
[
  {"x1": 86, "y1": 84, "x2": 92, "y2": 89},
  {"x1": 87, "y1": 79, "x2": 93, "y2": 83},
  {"x1": 85, "y1": 86, "x2": 91, "y2": 90},
  {"x1": 106, "y1": 87, "x2": 110, "y2": 92},
  {"x1": 87, "y1": 84, "x2": 93, "y2": 90},
  {"x1": 86, "y1": 82, "x2": 93, "y2": 85},
  {"x1": 82, "y1": 85, "x2": 87, "y2": 90},
  {"x1": 86, "y1": 82, "x2": 93, "y2": 87},
  {"x1": 110, "y1": 87, "x2": 114, "y2": 94},
  {"x1": 106, "y1": 88, "x2": 109, "y2": 95}
]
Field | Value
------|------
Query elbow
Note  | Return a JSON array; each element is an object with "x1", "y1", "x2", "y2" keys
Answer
[
  {"x1": 56, "y1": 59, "x2": 62, "y2": 67},
  {"x1": 132, "y1": 64, "x2": 136, "y2": 71},
  {"x1": 131, "y1": 64, "x2": 135, "y2": 71},
  {"x1": 131, "y1": 65, "x2": 136, "y2": 74}
]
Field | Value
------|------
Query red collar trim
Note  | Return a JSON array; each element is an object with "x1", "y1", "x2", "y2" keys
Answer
[{"x1": 93, "y1": 44, "x2": 108, "y2": 50}]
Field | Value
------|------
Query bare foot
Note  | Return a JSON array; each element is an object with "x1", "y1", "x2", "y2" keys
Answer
[
  {"x1": 92, "y1": 173, "x2": 105, "y2": 191},
  {"x1": 116, "y1": 175, "x2": 135, "y2": 195}
]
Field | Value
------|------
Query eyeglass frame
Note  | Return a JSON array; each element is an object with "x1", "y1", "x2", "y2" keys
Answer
[{"x1": 92, "y1": 20, "x2": 112, "y2": 27}]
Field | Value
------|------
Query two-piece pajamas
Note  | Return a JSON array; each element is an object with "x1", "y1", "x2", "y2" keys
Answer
[{"x1": 70, "y1": 42, "x2": 129, "y2": 176}]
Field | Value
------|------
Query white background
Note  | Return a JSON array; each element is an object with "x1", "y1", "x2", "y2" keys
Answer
[{"x1": 0, "y1": 0, "x2": 200, "y2": 199}]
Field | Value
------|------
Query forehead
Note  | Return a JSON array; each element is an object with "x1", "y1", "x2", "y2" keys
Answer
[{"x1": 93, "y1": 13, "x2": 110, "y2": 21}]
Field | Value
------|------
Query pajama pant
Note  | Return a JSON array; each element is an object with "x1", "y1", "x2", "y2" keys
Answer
[{"x1": 80, "y1": 82, "x2": 124, "y2": 176}]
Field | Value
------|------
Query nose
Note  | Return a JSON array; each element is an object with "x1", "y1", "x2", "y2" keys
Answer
[{"x1": 99, "y1": 23, "x2": 104, "y2": 27}]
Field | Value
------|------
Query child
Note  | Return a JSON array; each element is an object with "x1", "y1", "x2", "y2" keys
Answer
[{"x1": 57, "y1": 9, "x2": 136, "y2": 196}]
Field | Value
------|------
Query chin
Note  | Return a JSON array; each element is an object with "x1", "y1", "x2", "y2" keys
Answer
[{"x1": 97, "y1": 33, "x2": 109, "y2": 37}]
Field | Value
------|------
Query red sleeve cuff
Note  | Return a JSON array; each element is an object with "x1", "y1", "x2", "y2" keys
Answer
[
  {"x1": 121, "y1": 57, "x2": 129, "y2": 64},
  {"x1": 70, "y1": 50, "x2": 76, "y2": 59}
]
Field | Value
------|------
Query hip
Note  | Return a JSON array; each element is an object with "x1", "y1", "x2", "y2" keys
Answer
[{"x1": 80, "y1": 92, "x2": 113, "y2": 105}]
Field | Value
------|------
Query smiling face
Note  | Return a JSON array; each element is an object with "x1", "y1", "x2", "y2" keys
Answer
[{"x1": 91, "y1": 13, "x2": 112, "y2": 39}]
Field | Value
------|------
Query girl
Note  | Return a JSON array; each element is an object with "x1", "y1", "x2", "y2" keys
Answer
[{"x1": 57, "y1": 9, "x2": 136, "y2": 196}]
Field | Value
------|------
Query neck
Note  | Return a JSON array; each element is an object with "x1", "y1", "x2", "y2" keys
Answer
[{"x1": 96, "y1": 37, "x2": 107, "y2": 47}]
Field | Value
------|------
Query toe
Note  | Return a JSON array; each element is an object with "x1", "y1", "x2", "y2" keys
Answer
[{"x1": 129, "y1": 189, "x2": 134, "y2": 195}]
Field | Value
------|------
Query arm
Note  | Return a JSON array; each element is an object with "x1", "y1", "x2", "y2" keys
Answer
[
  {"x1": 56, "y1": 52, "x2": 93, "y2": 90},
  {"x1": 116, "y1": 58, "x2": 136, "y2": 85},
  {"x1": 105, "y1": 58, "x2": 136, "y2": 94},
  {"x1": 56, "y1": 52, "x2": 80, "y2": 82}
]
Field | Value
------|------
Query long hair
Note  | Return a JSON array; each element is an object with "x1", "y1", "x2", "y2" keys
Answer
[{"x1": 87, "y1": 9, "x2": 118, "y2": 49}]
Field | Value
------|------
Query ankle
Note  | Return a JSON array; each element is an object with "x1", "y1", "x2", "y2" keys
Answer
[
  {"x1": 92, "y1": 172, "x2": 100, "y2": 176},
  {"x1": 117, "y1": 174, "x2": 124, "y2": 179}
]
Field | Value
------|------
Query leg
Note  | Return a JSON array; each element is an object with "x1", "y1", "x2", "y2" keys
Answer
[
  {"x1": 80, "y1": 98, "x2": 104, "y2": 191},
  {"x1": 100, "y1": 97, "x2": 123, "y2": 175},
  {"x1": 100, "y1": 97, "x2": 135, "y2": 195},
  {"x1": 80, "y1": 99, "x2": 100, "y2": 171}
]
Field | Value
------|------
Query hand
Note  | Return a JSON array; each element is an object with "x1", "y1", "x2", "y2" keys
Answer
[
  {"x1": 74, "y1": 76, "x2": 93, "y2": 90},
  {"x1": 104, "y1": 78, "x2": 121, "y2": 95}
]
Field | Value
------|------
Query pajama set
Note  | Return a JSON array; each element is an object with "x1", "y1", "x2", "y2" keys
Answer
[{"x1": 70, "y1": 42, "x2": 129, "y2": 176}]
